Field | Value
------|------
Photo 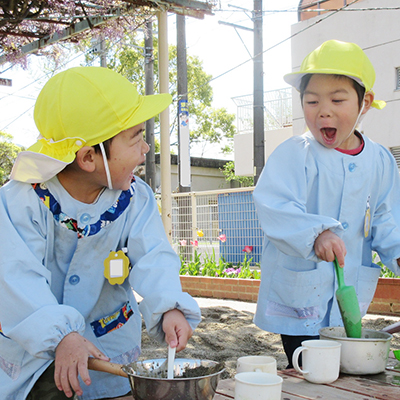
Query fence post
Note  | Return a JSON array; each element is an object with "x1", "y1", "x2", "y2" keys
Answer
[{"x1": 191, "y1": 192, "x2": 197, "y2": 247}]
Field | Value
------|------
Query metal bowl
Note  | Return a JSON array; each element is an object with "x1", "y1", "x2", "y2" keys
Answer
[
  {"x1": 319, "y1": 327, "x2": 392, "y2": 375},
  {"x1": 122, "y1": 358, "x2": 225, "y2": 400}
]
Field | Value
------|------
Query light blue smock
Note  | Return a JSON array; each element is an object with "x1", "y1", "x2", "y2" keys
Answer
[
  {"x1": 253, "y1": 132, "x2": 400, "y2": 336},
  {"x1": 0, "y1": 176, "x2": 201, "y2": 400}
]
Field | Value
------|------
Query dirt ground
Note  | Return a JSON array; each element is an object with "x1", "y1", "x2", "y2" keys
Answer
[{"x1": 140, "y1": 300, "x2": 400, "y2": 379}]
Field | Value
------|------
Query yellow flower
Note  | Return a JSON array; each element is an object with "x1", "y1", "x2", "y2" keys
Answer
[{"x1": 197, "y1": 230, "x2": 204, "y2": 237}]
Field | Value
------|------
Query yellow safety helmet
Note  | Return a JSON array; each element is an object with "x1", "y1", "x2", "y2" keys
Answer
[
  {"x1": 284, "y1": 40, "x2": 385, "y2": 110},
  {"x1": 11, "y1": 67, "x2": 172, "y2": 183}
]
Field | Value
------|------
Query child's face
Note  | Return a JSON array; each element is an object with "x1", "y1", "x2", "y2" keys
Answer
[
  {"x1": 302, "y1": 74, "x2": 365, "y2": 150},
  {"x1": 107, "y1": 123, "x2": 149, "y2": 190}
]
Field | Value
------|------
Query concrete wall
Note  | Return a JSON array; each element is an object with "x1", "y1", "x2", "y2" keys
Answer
[
  {"x1": 234, "y1": 127, "x2": 293, "y2": 176},
  {"x1": 290, "y1": 0, "x2": 400, "y2": 150},
  {"x1": 146, "y1": 154, "x2": 237, "y2": 192}
]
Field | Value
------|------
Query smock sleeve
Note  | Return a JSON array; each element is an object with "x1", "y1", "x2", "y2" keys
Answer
[
  {"x1": 126, "y1": 178, "x2": 201, "y2": 343},
  {"x1": 253, "y1": 136, "x2": 343, "y2": 262},
  {"x1": 0, "y1": 182, "x2": 85, "y2": 359},
  {"x1": 370, "y1": 147, "x2": 400, "y2": 275}
]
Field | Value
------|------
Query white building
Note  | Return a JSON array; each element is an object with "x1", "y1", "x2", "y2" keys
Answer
[{"x1": 291, "y1": 0, "x2": 400, "y2": 164}]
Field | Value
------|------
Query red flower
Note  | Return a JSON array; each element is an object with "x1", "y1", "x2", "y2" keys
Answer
[
  {"x1": 242, "y1": 246, "x2": 253, "y2": 253},
  {"x1": 218, "y1": 234, "x2": 227, "y2": 243}
]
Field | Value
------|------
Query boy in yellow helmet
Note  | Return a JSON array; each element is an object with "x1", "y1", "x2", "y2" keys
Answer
[
  {"x1": 0, "y1": 67, "x2": 201, "y2": 399},
  {"x1": 253, "y1": 40, "x2": 400, "y2": 367}
]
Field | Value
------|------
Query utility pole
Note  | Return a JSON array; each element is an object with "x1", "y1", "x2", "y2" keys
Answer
[
  {"x1": 253, "y1": 0, "x2": 264, "y2": 184},
  {"x1": 219, "y1": 2, "x2": 265, "y2": 184},
  {"x1": 176, "y1": 14, "x2": 192, "y2": 260},
  {"x1": 100, "y1": 37, "x2": 107, "y2": 68},
  {"x1": 158, "y1": 11, "x2": 173, "y2": 243},
  {"x1": 144, "y1": 20, "x2": 156, "y2": 191},
  {"x1": 176, "y1": 14, "x2": 191, "y2": 193}
]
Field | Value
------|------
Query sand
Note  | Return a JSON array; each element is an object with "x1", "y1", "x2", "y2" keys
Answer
[{"x1": 140, "y1": 299, "x2": 400, "y2": 379}]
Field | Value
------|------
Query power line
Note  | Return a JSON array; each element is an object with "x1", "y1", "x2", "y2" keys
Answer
[
  {"x1": 182, "y1": 0, "x2": 360, "y2": 100},
  {"x1": 0, "y1": 14, "x2": 154, "y2": 102},
  {"x1": 1, "y1": 104, "x2": 34, "y2": 131},
  {"x1": 0, "y1": 92, "x2": 36, "y2": 100},
  {"x1": 2, "y1": 1, "x2": 398, "y2": 131},
  {"x1": 297, "y1": 7, "x2": 400, "y2": 12},
  {"x1": 0, "y1": 15, "x2": 156, "y2": 133},
  {"x1": 213, "y1": 7, "x2": 400, "y2": 13},
  {"x1": 0, "y1": 50, "x2": 85, "y2": 102}
]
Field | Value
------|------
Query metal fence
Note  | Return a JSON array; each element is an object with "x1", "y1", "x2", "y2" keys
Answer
[
  {"x1": 232, "y1": 87, "x2": 292, "y2": 135},
  {"x1": 171, "y1": 187, "x2": 263, "y2": 266}
]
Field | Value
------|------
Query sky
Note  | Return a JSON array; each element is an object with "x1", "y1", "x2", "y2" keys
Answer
[{"x1": 0, "y1": 0, "x2": 300, "y2": 158}]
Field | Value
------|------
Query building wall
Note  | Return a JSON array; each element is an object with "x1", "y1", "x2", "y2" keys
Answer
[
  {"x1": 150, "y1": 155, "x2": 236, "y2": 192},
  {"x1": 290, "y1": 0, "x2": 400, "y2": 150},
  {"x1": 298, "y1": 0, "x2": 362, "y2": 21},
  {"x1": 234, "y1": 127, "x2": 293, "y2": 176},
  {"x1": 156, "y1": 163, "x2": 234, "y2": 192}
]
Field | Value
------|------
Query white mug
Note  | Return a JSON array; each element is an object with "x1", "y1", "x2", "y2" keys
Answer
[
  {"x1": 235, "y1": 372, "x2": 282, "y2": 400},
  {"x1": 292, "y1": 339, "x2": 341, "y2": 384},
  {"x1": 237, "y1": 355, "x2": 277, "y2": 374}
]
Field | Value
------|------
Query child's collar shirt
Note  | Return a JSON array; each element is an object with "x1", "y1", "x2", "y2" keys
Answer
[
  {"x1": 253, "y1": 131, "x2": 400, "y2": 336},
  {"x1": 0, "y1": 176, "x2": 201, "y2": 400}
]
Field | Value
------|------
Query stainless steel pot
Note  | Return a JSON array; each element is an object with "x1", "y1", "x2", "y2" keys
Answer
[
  {"x1": 319, "y1": 327, "x2": 392, "y2": 375},
  {"x1": 88, "y1": 357, "x2": 225, "y2": 400},
  {"x1": 123, "y1": 358, "x2": 225, "y2": 400}
]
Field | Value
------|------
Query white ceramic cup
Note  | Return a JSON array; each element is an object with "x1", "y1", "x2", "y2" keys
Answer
[
  {"x1": 237, "y1": 355, "x2": 277, "y2": 374},
  {"x1": 292, "y1": 339, "x2": 341, "y2": 384},
  {"x1": 235, "y1": 372, "x2": 283, "y2": 400}
]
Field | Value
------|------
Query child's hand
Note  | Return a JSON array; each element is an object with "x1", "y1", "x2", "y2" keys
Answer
[
  {"x1": 162, "y1": 309, "x2": 193, "y2": 352},
  {"x1": 54, "y1": 332, "x2": 109, "y2": 398},
  {"x1": 314, "y1": 230, "x2": 347, "y2": 268}
]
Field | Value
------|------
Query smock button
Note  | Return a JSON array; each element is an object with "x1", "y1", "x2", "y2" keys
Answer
[
  {"x1": 342, "y1": 222, "x2": 349, "y2": 230},
  {"x1": 348, "y1": 163, "x2": 356, "y2": 172},
  {"x1": 69, "y1": 275, "x2": 80, "y2": 285},
  {"x1": 80, "y1": 213, "x2": 91, "y2": 224},
  {"x1": 75, "y1": 140, "x2": 83, "y2": 146}
]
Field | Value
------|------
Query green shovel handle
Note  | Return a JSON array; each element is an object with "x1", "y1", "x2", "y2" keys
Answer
[{"x1": 334, "y1": 257, "x2": 345, "y2": 288}]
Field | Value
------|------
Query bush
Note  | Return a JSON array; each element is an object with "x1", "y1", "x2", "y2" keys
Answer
[
  {"x1": 179, "y1": 249, "x2": 260, "y2": 279},
  {"x1": 179, "y1": 251, "x2": 399, "y2": 279}
]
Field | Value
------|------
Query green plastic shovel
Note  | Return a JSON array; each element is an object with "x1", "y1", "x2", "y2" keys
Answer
[{"x1": 334, "y1": 257, "x2": 362, "y2": 338}]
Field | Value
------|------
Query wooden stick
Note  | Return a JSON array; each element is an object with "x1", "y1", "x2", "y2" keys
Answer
[
  {"x1": 381, "y1": 321, "x2": 400, "y2": 334},
  {"x1": 87, "y1": 358, "x2": 128, "y2": 378}
]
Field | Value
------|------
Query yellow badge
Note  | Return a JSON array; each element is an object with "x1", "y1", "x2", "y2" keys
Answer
[
  {"x1": 364, "y1": 195, "x2": 371, "y2": 238},
  {"x1": 104, "y1": 250, "x2": 130, "y2": 285}
]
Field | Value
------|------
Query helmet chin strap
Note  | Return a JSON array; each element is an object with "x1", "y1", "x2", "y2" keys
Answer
[
  {"x1": 344, "y1": 98, "x2": 365, "y2": 143},
  {"x1": 99, "y1": 142, "x2": 113, "y2": 190}
]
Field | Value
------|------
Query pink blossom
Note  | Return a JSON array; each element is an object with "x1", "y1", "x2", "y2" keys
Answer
[
  {"x1": 191, "y1": 240, "x2": 198, "y2": 247},
  {"x1": 223, "y1": 267, "x2": 240, "y2": 275},
  {"x1": 218, "y1": 234, "x2": 227, "y2": 243},
  {"x1": 179, "y1": 240, "x2": 187, "y2": 246},
  {"x1": 242, "y1": 246, "x2": 253, "y2": 253}
]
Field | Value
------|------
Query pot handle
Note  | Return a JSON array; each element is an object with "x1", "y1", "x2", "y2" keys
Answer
[
  {"x1": 88, "y1": 358, "x2": 128, "y2": 378},
  {"x1": 381, "y1": 321, "x2": 400, "y2": 334}
]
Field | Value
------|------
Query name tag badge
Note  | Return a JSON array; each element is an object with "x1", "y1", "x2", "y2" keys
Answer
[
  {"x1": 364, "y1": 195, "x2": 371, "y2": 238},
  {"x1": 104, "y1": 250, "x2": 129, "y2": 285}
]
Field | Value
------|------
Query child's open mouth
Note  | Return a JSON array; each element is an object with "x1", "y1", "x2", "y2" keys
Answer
[{"x1": 321, "y1": 127, "x2": 337, "y2": 144}]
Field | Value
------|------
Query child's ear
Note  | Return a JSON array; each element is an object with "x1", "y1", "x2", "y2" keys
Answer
[
  {"x1": 75, "y1": 146, "x2": 96, "y2": 172},
  {"x1": 362, "y1": 91, "x2": 374, "y2": 114}
]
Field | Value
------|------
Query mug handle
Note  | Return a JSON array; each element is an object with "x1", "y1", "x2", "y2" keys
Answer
[{"x1": 292, "y1": 346, "x2": 309, "y2": 374}]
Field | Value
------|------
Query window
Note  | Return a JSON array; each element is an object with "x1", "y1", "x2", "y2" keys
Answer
[
  {"x1": 396, "y1": 67, "x2": 400, "y2": 91},
  {"x1": 390, "y1": 146, "x2": 400, "y2": 169}
]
